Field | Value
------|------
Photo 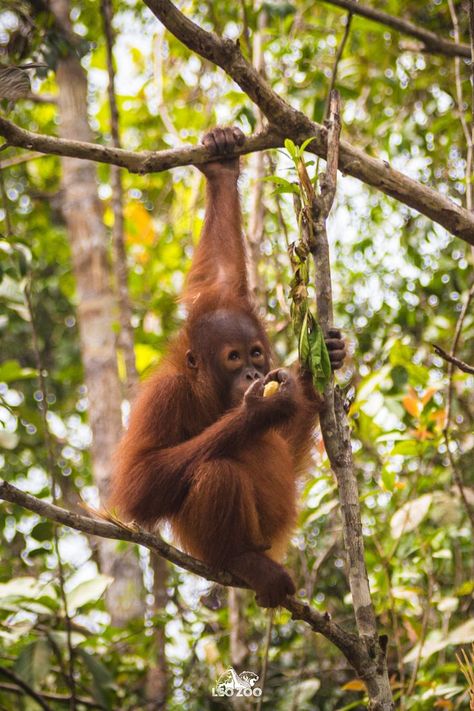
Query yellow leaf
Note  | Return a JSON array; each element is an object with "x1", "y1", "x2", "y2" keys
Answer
[
  {"x1": 402, "y1": 394, "x2": 421, "y2": 418},
  {"x1": 412, "y1": 426, "x2": 433, "y2": 441},
  {"x1": 124, "y1": 201, "x2": 155, "y2": 245},
  {"x1": 429, "y1": 409, "x2": 446, "y2": 429},
  {"x1": 434, "y1": 701, "x2": 453, "y2": 709},
  {"x1": 421, "y1": 385, "x2": 438, "y2": 406},
  {"x1": 342, "y1": 679, "x2": 366, "y2": 691}
]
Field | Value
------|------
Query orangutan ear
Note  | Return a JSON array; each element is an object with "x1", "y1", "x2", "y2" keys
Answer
[{"x1": 185, "y1": 350, "x2": 198, "y2": 369}]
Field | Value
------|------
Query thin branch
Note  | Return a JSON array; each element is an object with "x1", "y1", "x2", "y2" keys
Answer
[
  {"x1": 0, "y1": 667, "x2": 53, "y2": 711},
  {"x1": 24, "y1": 283, "x2": 77, "y2": 710},
  {"x1": 433, "y1": 344, "x2": 474, "y2": 374},
  {"x1": 101, "y1": 0, "x2": 138, "y2": 396},
  {"x1": 448, "y1": 0, "x2": 473, "y2": 211},
  {"x1": 0, "y1": 151, "x2": 46, "y2": 169},
  {"x1": 319, "y1": 0, "x2": 471, "y2": 59},
  {"x1": 25, "y1": 92, "x2": 58, "y2": 104},
  {"x1": 0, "y1": 169, "x2": 13, "y2": 235},
  {"x1": 324, "y1": 11, "x2": 353, "y2": 120},
  {"x1": 442, "y1": 282, "x2": 474, "y2": 530},
  {"x1": 406, "y1": 558, "x2": 434, "y2": 697},
  {"x1": 0, "y1": 117, "x2": 474, "y2": 245},
  {"x1": 0, "y1": 478, "x2": 370, "y2": 673},
  {"x1": 0, "y1": 684, "x2": 102, "y2": 709},
  {"x1": 294, "y1": 91, "x2": 394, "y2": 708},
  {"x1": 256, "y1": 610, "x2": 273, "y2": 711},
  {"x1": 141, "y1": 0, "x2": 474, "y2": 245}
]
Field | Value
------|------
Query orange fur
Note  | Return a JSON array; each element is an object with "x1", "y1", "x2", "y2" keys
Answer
[{"x1": 109, "y1": 128, "x2": 324, "y2": 607}]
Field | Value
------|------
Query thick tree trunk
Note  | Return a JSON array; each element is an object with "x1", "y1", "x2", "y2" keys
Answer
[{"x1": 50, "y1": 0, "x2": 144, "y2": 625}]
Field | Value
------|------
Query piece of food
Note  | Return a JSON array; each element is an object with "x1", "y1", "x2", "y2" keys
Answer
[{"x1": 263, "y1": 380, "x2": 280, "y2": 398}]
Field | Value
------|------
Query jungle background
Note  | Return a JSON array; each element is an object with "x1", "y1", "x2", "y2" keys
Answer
[{"x1": 0, "y1": 0, "x2": 473, "y2": 709}]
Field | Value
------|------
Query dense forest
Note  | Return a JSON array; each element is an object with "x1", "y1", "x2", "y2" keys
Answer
[{"x1": 0, "y1": 1, "x2": 473, "y2": 709}]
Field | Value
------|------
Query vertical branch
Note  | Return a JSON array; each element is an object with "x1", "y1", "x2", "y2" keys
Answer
[
  {"x1": 229, "y1": 587, "x2": 247, "y2": 667},
  {"x1": 448, "y1": 0, "x2": 473, "y2": 210},
  {"x1": 256, "y1": 610, "x2": 273, "y2": 711},
  {"x1": 295, "y1": 91, "x2": 394, "y2": 709},
  {"x1": 468, "y1": 0, "x2": 474, "y2": 265},
  {"x1": 24, "y1": 284, "x2": 77, "y2": 711},
  {"x1": 442, "y1": 282, "x2": 474, "y2": 529},
  {"x1": 0, "y1": 169, "x2": 13, "y2": 235},
  {"x1": 324, "y1": 12, "x2": 353, "y2": 120},
  {"x1": 101, "y1": 0, "x2": 138, "y2": 396},
  {"x1": 247, "y1": 4, "x2": 268, "y2": 300},
  {"x1": 0, "y1": 176, "x2": 76, "y2": 709},
  {"x1": 445, "y1": 0, "x2": 474, "y2": 529}
]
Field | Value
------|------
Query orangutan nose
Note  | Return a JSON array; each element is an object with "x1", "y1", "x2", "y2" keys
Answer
[{"x1": 244, "y1": 369, "x2": 261, "y2": 382}]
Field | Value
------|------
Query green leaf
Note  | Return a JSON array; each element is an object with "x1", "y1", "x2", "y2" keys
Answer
[
  {"x1": 31, "y1": 521, "x2": 54, "y2": 542},
  {"x1": 0, "y1": 359, "x2": 36, "y2": 382},
  {"x1": 298, "y1": 309, "x2": 310, "y2": 365},
  {"x1": 284, "y1": 137, "x2": 298, "y2": 161},
  {"x1": 66, "y1": 575, "x2": 113, "y2": 613},
  {"x1": 309, "y1": 321, "x2": 331, "y2": 393},
  {"x1": 76, "y1": 649, "x2": 115, "y2": 709},
  {"x1": 299, "y1": 136, "x2": 317, "y2": 153},
  {"x1": 391, "y1": 440, "x2": 421, "y2": 456},
  {"x1": 390, "y1": 494, "x2": 432, "y2": 538},
  {"x1": 14, "y1": 640, "x2": 51, "y2": 689},
  {"x1": 381, "y1": 467, "x2": 396, "y2": 492}
]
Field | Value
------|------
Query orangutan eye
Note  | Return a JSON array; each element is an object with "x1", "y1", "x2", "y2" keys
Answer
[
  {"x1": 228, "y1": 350, "x2": 240, "y2": 361},
  {"x1": 251, "y1": 347, "x2": 263, "y2": 358}
]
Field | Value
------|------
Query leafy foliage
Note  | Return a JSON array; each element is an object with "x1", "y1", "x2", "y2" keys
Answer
[{"x1": 0, "y1": 0, "x2": 473, "y2": 709}]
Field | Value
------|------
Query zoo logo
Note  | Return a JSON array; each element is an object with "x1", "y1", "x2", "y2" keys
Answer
[{"x1": 211, "y1": 667, "x2": 263, "y2": 698}]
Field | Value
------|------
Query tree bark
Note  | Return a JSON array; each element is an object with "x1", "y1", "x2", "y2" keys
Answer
[{"x1": 50, "y1": 0, "x2": 144, "y2": 625}]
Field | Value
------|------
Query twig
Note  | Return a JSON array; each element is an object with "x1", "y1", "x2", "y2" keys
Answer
[
  {"x1": 0, "y1": 667, "x2": 53, "y2": 711},
  {"x1": 319, "y1": 0, "x2": 471, "y2": 58},
  {"x1": 442, "y1": 283, "x2": 474, "y2": 530},
  {"x1": 25, "y1": 92, "x2": 57, "y2": 104},
  {"x1": 448, "y1": 0, "x2": 473, "y2": 211},
  {"x1": 406, "y1": 557, "x2": 434, "y2": 697},
  {"x1": 433, "y1": 344, "x2": 474, "y2": 374},
  {"x1": 324, "y1": 11, "x2": 353, "y2": 120},
  {"x1": 0, "y1": 151, "x2": 45, "y2": 169},
  {"x1": 0, "y1": 683, "x2": 102, "y2": 709},
  {"x1": 256, "y1": 610, "x2": 273, "y2": 711}
]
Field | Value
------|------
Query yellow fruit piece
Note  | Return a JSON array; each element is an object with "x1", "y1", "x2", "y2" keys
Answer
[{"x1": 263, "y1": 381, "x2": 280, "y2": 398}]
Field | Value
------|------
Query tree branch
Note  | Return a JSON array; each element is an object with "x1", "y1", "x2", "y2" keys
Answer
[
  {"x1": 0, "y1": 684, "x2": 102, "y2": 710},
  {"x1": 0, "y1": 43, "x2": 473, "y2": 243},
  {"x1": 142, "y1": 0, "x2": 474, "y2": 245},
  {"x1": 293, "y1": 92, "x2": 394, "y2": 710},
  {"x1": 0, "y1": 478, "x2": 370, "y2": 673},
  {"x1": 0, "y1": 667, "x2": 53, "y2": 711},
  {"x1": 0, "y1": 115, "x2": 282, "y2": 174},
  {"x1": 320, "y1": 0, "x2": 471, "y2": 59},
  {"x1": 0, "y1": 106, "x2": 473, "y2": 245},
  {"x1": 433, "y1": 344, "x2": 474, "y2": 374}
]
